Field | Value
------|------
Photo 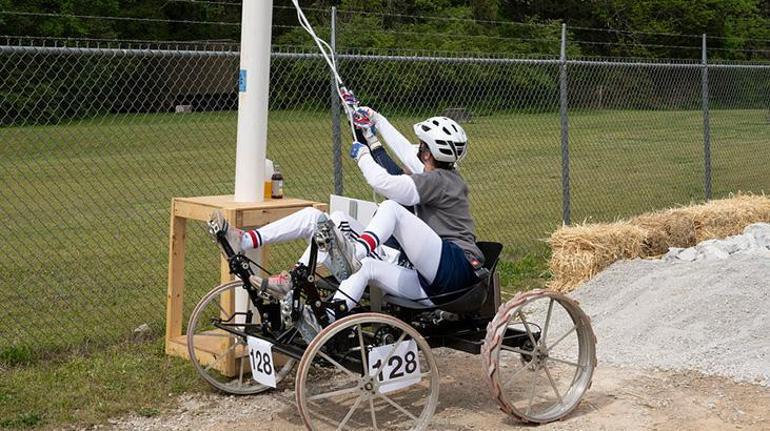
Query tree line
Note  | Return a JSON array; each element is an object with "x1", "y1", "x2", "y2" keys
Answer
[{"x1": 2, "y1": 1, "x2": 769, "y2": 59}]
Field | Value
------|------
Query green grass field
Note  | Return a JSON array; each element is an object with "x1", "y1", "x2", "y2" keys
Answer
[
  {"x1": 0, "y1": 108, "x2": 768, "y2": 429},
  {"x1": 1, "y1": 108, "x2": 768, "y2": 363}
]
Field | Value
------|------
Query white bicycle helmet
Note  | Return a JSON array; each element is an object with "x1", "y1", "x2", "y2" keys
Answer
[{"x1": 412, "y1": 116, "x2": 468, "y2": 164}]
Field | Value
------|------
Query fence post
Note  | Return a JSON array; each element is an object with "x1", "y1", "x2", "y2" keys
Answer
[
  {"x1": 701, "y1": 33, "x2": 712, "y2": 201},
  {"x1": 330, "y1": 6, "x2": 343, "y2": 195},
  {"x1": 559, "y1": 23, "x2": 571, "y2": 225}
]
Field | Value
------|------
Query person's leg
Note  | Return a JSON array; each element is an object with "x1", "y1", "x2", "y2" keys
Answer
[
  {"x1": 295, "y1": 210, "x2": 398, "y2": 268},
  {"x1": 332, "y1": 257, "x2": 432, "y2": 310},
  {"x1": 241, "y1": 207, "x2": 325, "y2": 250},
  {"x1": 354, "y1": 200, "x2": 442, "y2": 284}
]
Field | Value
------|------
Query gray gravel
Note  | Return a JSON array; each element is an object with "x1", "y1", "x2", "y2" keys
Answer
[{"x1": 572, "y1": 253, "x2": 770, "y2": 387}]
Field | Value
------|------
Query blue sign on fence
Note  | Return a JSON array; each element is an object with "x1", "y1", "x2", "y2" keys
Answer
[{"x1": 239, "y1": 69, "x2": 247, "y2": 92}]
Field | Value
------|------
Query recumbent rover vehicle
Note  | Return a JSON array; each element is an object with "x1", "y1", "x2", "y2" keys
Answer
[{"x1": 186, "y1": 213, "x2": 596, "y2": 430}]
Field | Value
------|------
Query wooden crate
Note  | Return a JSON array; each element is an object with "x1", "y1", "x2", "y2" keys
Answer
[{"x1": 165, "y1": 195, "x2": 326, "y2": 375}]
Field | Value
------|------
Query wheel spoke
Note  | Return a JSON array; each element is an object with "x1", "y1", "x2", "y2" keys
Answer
[
  {"x1": 238, "y1": 355, "x2": 245, "y2": 388},
  {"x1": 500, "y1": 345, "x2": 535, "y2": 356},
  {"x1": 356, "y1": 325, "x2": 368, "y2": 370},
  {"x1": 308, "y1": 386, "x2": 360, "y2": 401},
  {"x1": 376, "y1": 371, "x2": 431, "y2": 392},
  {"x1": 318, "y1": 351, "x2": 358, "y2": 379},
  {"x1": 369, "y1": 398, "x2": 379, "y2": 431},
  {"x1": 517, "y1": 311, "x2": 539, "y2": 348},
  {"x1": 336, "y1": 395, "x2": 364, "y2": 431},
  {"x1": 215, "y1": 300, "x2": 232, "y2": 321},
  {"x1": 547, "y1": 324, "x2": 576, "y2": 353},
  {"x1": 525, "y1": 367, "x2": 540, "y2": 416},
  {"x1": 541, "y1": 298, "x2": 555, "y2": 346},
  {"x1": 368, "y1": 332, "x2": 407, "y2": 379},
  {"x1": 543, "y1": 364, "x2": 563, "y2": 404},
  {"x1": 503, "y1": 361, "x2": 534, "y2": 388},
  {"x1": 548, "y1": 356, "x2": 583, "y2": 369},
  {"x1": 377, "y1": 393, "x2": 418, "y2": 421},
  {"x1": 204, "y1": 341, "x2": 239, "y2": 372}
]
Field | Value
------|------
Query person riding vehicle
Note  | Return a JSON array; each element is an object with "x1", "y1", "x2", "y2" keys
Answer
[{"x1": 223, "y1": 105, "x2": 483, "y2": 326}]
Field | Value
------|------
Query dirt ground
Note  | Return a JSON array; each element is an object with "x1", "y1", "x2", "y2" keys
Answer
[{"x1": 108, "y1": 348, "x2": 770, "y2": 431}]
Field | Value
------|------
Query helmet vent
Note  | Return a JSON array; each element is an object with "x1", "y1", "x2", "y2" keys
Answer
[
  {"x1": 432, "y1": 120, "x2": 439, "y2": 126},
  {"x1": 421, "y1": 125, "x2": 431, "y2": 132},
  {"x1": 452, "y1": 124, "x2": 458, "y2": 132},
  {"x1": 442, "y1": 127, "x2": 451, "y2": 135}
]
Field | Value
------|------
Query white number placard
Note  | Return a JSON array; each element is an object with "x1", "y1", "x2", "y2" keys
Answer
[
  {"x1": 247, "y1": 336, "x2": 276, "y2": 388},
  {"x1": 367, "y1": 339, "x2": 421, "y2": 394}
]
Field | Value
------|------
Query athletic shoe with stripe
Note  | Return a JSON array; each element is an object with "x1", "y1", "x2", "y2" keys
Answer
[
  {"x1": 313, "y1": 215, "x2": 362, "y2": 280},
  {"x1": 209, "y1": 210, "x2": 244, "y2": 254}
]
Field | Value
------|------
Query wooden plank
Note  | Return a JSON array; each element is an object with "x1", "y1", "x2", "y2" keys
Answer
[
  {"x1": 167, "y1": 334, "x2": 247, "y2": 377},
  {"x1": 165, "y1": 201, "x2": 187, "y2": 354},
  {"x1": 219, "y1": 209, "x2": 237, "y2": 377},
  {"x1": 176, "y1": 195, "x2": 317, "y2": 210},
  {"x1": 174, "y1": 199, "x2": 220, "y2": 222}
]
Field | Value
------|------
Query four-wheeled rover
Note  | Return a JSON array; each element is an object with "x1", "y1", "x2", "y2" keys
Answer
[{"x1": 186, "y1": 215, "x2": 596, "y2": 430}]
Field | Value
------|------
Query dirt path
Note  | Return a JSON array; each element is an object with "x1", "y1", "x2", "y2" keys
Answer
[{"x1": 110, "y1": 349, "x2": 770, "y2": 431}]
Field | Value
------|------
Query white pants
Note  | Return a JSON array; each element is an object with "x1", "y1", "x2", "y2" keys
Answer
[
  {"x1": 250, "y1": 203, "x2": 443, "y2": 310},
  {"x1": 333, "y1": 200, "x2": 443, "y2": 309},
  {"x1": 250, "y1": 207, "x2": 400, "y2": 269}
]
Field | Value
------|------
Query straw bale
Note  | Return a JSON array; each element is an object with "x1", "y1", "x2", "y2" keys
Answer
[
  {"x1": 547, "y1": 194, "x2": 770, "y2": 292},
  {"x1": 631, "y1": 211, "x2": 696, "y2": 255},
  {"x1": 547, "y1": 222, "x2": 647, "y2": 292}
]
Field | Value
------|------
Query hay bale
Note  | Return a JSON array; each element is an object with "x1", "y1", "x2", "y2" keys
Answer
[
  {"x1": 548, "y1": 222, "x2": 647, "y2": 292},
  {"x1": 687, "y1": 194, "x2": 770, "y2": 241},
  {"x1": 548, "y1": 194, "x2": 770, "y2": 292},
  {"x1": 631, "y1": 211, "x2": 696, "y2": 255}
]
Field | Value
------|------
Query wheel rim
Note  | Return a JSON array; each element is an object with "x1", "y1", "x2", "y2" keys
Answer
[
  {"x1": 187, "y1": 281, "x2": 295, "y2": 395},
  {"x1": 296, "y1": 313, "x2": 439, "y2": 431},
  {"x1": 483, "y1": 290, "x2": 596, "y2": 423}
]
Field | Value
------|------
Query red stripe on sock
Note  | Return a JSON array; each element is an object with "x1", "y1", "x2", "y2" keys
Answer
[
  {"x1": 360, "y1": 233, "x2": 377, "y2": 252},
  {"x1": 248, "y1": 230, "x2": 260, "y2": 248}
]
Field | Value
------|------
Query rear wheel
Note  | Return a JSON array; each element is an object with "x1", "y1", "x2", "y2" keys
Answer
[
  {"x1": 481, "y1": 289, "x2": 596, "y2": 423},
  {"x1": 295, "y1": 313, "x2": 439, "y2": 430},
  {"x1": 187, "y1": 281, "x2": 295, "y2": 394}
]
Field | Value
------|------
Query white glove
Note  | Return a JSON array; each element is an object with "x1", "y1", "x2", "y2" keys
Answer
[{"x1": 353, "y1": 107, "x2": 381, "y2": 148}]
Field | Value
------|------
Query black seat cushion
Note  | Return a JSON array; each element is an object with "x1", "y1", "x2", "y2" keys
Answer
[{"x1": 383, "y1": 241, "x2": 503, "y2": 313}]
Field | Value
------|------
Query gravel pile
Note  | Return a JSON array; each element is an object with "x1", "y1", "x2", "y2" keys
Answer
[
  {"x1": 571, "y1": 230, "x2": 770, "y2": 387},
  {"x1": 664, "y1": 223, "x2": 770, "y2": 262}
]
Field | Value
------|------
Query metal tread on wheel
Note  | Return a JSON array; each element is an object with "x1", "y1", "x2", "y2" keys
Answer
[{"x1": 481, "y1": 289, "x2": 597, "y2": 423}]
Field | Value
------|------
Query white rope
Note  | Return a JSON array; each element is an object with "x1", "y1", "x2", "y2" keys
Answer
[
  {"x1": 290, "y1": 0, "x2": 380, "y2": 203},
  {"x1": 291, "y1": 0, "x2": 356, "y2": 138}
]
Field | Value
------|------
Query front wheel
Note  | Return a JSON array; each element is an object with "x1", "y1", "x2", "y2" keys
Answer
[
  {"x1": 481, "y1": 289, "x2": 596, "y2": 423},
  {"x1": 295, "y1": 313, "x2": 440, "y2": 430},
  {"x1": 186, "y1": 281, "x2": 296, "y2": 395}
]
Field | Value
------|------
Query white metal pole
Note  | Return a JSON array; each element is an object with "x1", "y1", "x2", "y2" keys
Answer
[
  {"x1": 234, "y1": 0, "x2": 272, "y2": 202},
  {"x1": 234, "y1": 0, "x2": 272, "y2": 326}
]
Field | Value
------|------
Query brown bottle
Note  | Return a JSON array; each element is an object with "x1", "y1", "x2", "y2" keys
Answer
[{"x1": 271, "y1": 164, "x2": 284, "y2": 199}]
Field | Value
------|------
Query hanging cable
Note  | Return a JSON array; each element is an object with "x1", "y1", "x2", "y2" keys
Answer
[{"x1": 290, "y1": 0, "x2": 358, "y2": 142}]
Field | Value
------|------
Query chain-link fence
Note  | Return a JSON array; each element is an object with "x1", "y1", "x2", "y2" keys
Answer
[{"x1": 1, "y1": 26, "x2": 769, "y2": 360}]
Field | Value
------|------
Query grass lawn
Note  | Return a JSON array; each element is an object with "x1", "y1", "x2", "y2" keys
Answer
[
  {"x1": 1, "y1": 108, "x2": 768, "y2": 361},
  {"x1": 0, "y1": 107, "x2": 767, "y2": 429},
  {"x1": 0, "y1": 339, "x2": 206, "y2": 430}
]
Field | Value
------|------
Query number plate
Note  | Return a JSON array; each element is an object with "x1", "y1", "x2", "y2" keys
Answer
[
  {"x1": 367, "y1": 339, "x2": 421, "y2": 394},
  {"x1": 246, "y1": 336, "x2": 276, "y2": 388}
]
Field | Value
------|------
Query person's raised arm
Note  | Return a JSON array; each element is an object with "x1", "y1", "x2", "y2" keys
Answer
[
  {"x1": 350, "y1": 142, "x2": 420, "y2": 206},
  {"x1": 356, "y1": 107, "x2": 424, "y2": 175},
  {"x1": 353, "y1": 127, "x2": 404, "y2": 176}
]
